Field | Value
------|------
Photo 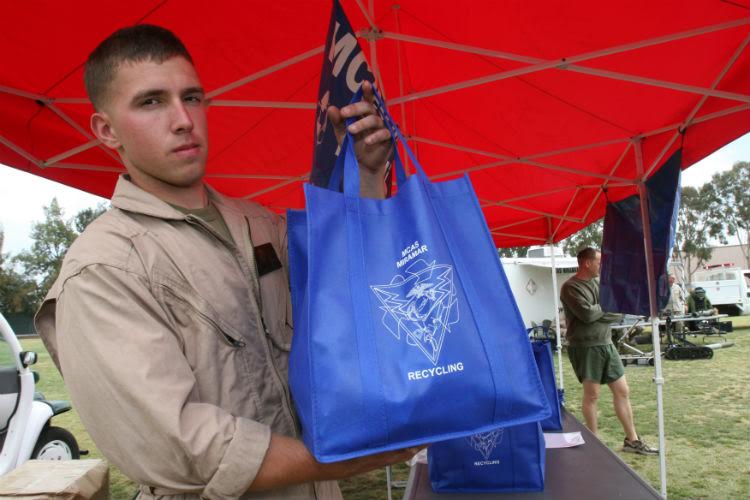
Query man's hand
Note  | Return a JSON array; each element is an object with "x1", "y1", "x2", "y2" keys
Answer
[
  {"x1": 314, "y1": 444, "x2": 423, "y2": 482},
  {"x1": 249, "y1": 433, "x2": 423, "y2": 491},
  {"x1": 328, "y1": 81, "x2": 393, "y2": 199}
]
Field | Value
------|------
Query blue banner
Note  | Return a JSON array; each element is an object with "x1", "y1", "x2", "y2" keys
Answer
[
  {"x1": 310, "y1": 0, "x2": 374, "y2": 188},
  {"x1": 600, "y1": 149, "x2": 682, "y2": 316}
]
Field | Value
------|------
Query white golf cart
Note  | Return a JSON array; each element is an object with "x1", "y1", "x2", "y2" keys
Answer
[{"x1": 0, "y1": 312, "x2": 80, "y2": 476}]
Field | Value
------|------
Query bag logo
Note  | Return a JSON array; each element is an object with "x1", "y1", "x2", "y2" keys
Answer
[
  {"x1": 467, "y1": 429, "x2": 504, "y2": 461},
  {"x1": 371, "y1": 259, "x2": 459, "y2": 365}
]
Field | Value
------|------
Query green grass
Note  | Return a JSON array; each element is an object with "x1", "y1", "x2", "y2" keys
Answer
[
  {"x1": 20, "y1": 316, "x2": 750, "y2": 499},
  {"x1": 554, "y1": 315, "x2": 750, "y2": 500}
]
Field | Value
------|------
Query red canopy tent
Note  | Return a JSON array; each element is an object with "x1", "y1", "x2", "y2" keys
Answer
[
  {"x1": 1, "y1": 2, "x2": 749, "y2": 497},
  {"x1": 1, "y1": 1, "x2": 748, "y2": 248}
]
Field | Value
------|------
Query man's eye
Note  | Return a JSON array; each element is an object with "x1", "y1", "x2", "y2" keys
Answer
[
  {"x1": 185, "y1": 95, "x2": 203, "y2": 103},
  {"x1": 141, "y1": 98, "x2": 160, "y2": 106}
]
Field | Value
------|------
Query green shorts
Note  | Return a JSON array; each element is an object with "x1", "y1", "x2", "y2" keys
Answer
[{"x1": 567, "y1": 344, "x2": 625, "y2": 385}]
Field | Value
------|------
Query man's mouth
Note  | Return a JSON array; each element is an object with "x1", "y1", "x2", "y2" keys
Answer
[{"x1": 173, "y1": 143, "x2": 200, "y2": 153}]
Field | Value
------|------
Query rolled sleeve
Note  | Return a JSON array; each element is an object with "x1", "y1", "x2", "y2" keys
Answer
[{"x1": 204, "y1": 418, "x2": 271, "y2": 499}]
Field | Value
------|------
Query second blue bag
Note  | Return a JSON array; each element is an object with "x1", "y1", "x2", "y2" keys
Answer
[
  {"x1": 428, "y1": 422, "x2": 546, "y2": 493},
  {"x1": 288, "y1": 88, "x2": 550, "y2": 462},
  {"x1": 532, "y1": 341, "x2": 563, "y2": 431}
]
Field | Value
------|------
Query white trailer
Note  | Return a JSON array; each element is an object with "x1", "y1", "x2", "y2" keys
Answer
[
  {"x1": 691, "y1": 266, "x2": 750, "y2": 316},
  {"x1": 501, "y1": 246, "x2": 578, "y2": 329}
]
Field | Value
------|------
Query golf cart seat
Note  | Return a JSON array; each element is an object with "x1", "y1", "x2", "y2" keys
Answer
[{"x1": 33, "y1": 395, "x2": 72, "y2": 416}]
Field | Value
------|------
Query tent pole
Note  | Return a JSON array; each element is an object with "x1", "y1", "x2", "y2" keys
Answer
[
  {"x1": 412, "y1": 136, "x2": 633, "y2": 183},
  {"x1": 547, "y1": 236, "x2": 564, "y2": 397},
  {"x1": 634, "y1": 139, "x2": 668, "y2": 499},
  {"x1": 0, "y1": 134, "x2": 43, "y2": 167},
  {"x1": 490, "y1": 231, "x2": 547, "y2": 242},
  {"x1": 381, "y1": 17, "x2": 749, "y2": 79}
]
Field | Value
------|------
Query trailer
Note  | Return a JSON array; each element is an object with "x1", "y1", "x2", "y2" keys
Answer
[
  {"x1": 501, "y1": 246, "x2": 578, "y2": 329},
  {"x1": 691, "y1": 265, "x2": 750, "y2": 316}
]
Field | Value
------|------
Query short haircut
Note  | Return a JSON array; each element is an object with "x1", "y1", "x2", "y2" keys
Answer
[
  {"x1": 84, "y1": 24, "x2": 193, "y2": 110},
  {"x1": 576, "y1": 247, "x2": 598, "y2": 265}
]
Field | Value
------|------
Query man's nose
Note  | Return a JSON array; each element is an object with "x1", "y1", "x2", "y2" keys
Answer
[{"x1": 171, "y1": 101, "x2": 194, "y2": 134}]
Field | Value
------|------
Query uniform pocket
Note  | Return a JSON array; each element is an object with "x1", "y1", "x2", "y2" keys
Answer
[{"x1": 153, "y1": 278, "x2": 262, "y2": 417}]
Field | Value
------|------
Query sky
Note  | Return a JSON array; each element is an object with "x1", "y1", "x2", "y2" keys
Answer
[{"x1": 1, "y1": 132, "x2": 749, "y2": 256}]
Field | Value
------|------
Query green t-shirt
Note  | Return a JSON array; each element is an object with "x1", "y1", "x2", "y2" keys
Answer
[
  {"x1": 170, "y1": 202, "x2": 235, "y2": 245},
  {"x1": 560, "y1": 277, "x2": 622, "y2": 347}
]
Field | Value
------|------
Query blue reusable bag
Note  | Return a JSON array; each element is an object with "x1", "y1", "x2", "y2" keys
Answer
[
  {"x1": 287, "y1": 88, "x2": 550, "y2": 463},
  {"x1": 428, "y1": 422, "x2": 546, "y2": 493},
  {"x1": 532, "y1": 340, "x2": 563, "y2": 431}
]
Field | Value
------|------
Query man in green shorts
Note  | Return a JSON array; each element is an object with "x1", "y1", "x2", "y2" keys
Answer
[{"x1": 560, "y1": 247, "x2": 658, "y2": 455}]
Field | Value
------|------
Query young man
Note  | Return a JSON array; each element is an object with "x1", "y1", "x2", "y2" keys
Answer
[
  {"x1": 35, "y1": 25, "x2": 417, "y2": 500},
  {"x1": 560, "y1": 247, "x2": 658, "y2": 455},
  {"x1": 686, "y1": 286, "x2": 718, "y2": 332}
]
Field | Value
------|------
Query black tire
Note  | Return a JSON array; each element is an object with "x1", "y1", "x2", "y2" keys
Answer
[{"x1": 31, "y1": 426, "x2": 80, "y2": 460}]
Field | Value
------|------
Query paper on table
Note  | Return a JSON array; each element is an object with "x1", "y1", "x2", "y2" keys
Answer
[{"x1": 544, "y1": 432, "x2": 585, "y2": 448}]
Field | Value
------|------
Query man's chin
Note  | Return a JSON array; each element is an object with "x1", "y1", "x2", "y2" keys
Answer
[
  {"x1": 171, "y1": 176, "x2": 204, "y2": 188},
  {"x1": 169, "y1": 165, "x2": 206, "y2": 187}
]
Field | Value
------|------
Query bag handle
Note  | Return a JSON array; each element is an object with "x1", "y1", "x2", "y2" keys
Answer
[{"x1": 327, "y1": 86, "x2": 426, "y2": 194}]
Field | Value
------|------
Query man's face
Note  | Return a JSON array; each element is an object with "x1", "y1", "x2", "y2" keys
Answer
[
  {"x1": 668, "y1": 275, "x2": 675, "y2": 285},
  {"x1": 586, "y1": 252, "x2": 602, "y2": 278},
  {"x1": 92, "y1": 56, "x2": 208, "y2": 189}
]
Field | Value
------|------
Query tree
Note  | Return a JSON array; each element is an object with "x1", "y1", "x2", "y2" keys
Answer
[
  {"x1": 676, "y1": 186, "x2": 714, "y2": 282},
  {"x1": 13, "y1": 199, "x2": 108, "y2": 305},
  {"x1": 0, "y1": 227, "x2": 39, "y2": 316},
  {"x1": 72, "y1": 204, "x2": 108, "y2": 234},
  {"x1": 701, "y1": 161, "x2": 750, "y2": 268},
  {"x1": 560, "y1": 219, "x2": 603, "y2": 257},
  {"x1": 14, "y1": 198, "x2": 77, "y2": 296}
]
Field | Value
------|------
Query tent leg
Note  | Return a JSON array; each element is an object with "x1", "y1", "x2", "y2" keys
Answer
[
  {"x1": 386, "y1": 465, "x2": 393, "y2": 500},
  {"x1": 548, "y1": 240, "x2": 564, "y2": 398},
  {"x1": 635, "y1": 139, "x2": 668, "y2": 499}
]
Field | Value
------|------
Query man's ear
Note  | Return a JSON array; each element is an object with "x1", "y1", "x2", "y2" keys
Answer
[{"x1": 90, "y1": 112, "x2": 121, "y2": 150}]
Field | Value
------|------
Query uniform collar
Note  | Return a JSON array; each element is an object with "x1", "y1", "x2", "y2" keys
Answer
[{"x1": 111, "y1": 175, "x2": 232, "y2": 220}]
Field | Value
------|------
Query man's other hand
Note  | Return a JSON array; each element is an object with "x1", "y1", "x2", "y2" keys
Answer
[
  {"x1": 249, "y1": 433, "x2": 423, "y2": 491},
  {"x1": 327, "y1": 81, "x2": 393, "y2": 198}
]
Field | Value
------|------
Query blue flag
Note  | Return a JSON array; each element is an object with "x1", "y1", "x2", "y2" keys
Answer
[
  {"x1": 600, "y1": 149, "x2": 682, "y2": 316},
  {"x1": 311, "y1": 0, "x2": 374, "y2": 188}
]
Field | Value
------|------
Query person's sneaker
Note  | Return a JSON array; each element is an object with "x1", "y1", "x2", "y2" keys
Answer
[{"x1": 623, "y1": 436, "x2": 659, "y2": 455}]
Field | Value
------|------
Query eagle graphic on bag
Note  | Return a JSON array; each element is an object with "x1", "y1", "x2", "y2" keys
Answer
[
  {"x1": 371, "y1": 259, "x2": 459, "y2": 365},
  {"x1": 467, "y1": 429, "x2": 505, "y2": 460}
]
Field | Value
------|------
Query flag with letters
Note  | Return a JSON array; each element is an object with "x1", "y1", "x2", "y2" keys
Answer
[{"x1": 310, "y1": 0, "x2": 374, "y2": 188}]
